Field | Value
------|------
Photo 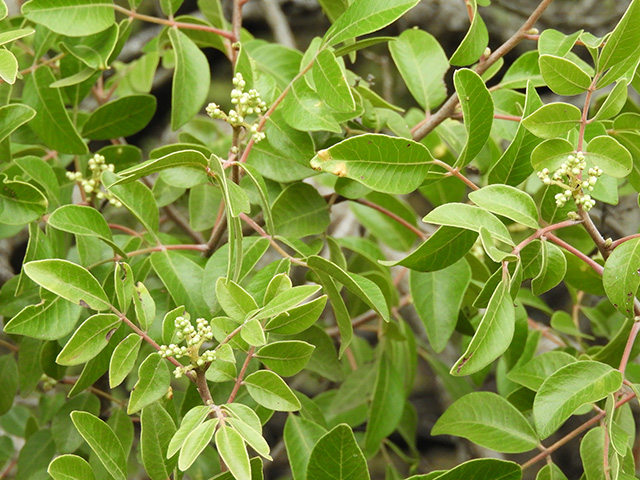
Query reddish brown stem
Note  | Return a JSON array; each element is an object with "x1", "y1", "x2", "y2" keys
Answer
[
  {"x1": 431, "y1": 159, "x2": 479, "y2": 191},
  {"x1": 355, "y1": 198, "x2": 428, "y2": 240},
  {"x1": 546, "y1": 233, "x2": 603, "y2": 275},
  {"x1": 227, "y1": 347, "x2": 255, "y2": 404},
  {"x1": 112, "y1": 4, "x2": 236, "y2": 41}
]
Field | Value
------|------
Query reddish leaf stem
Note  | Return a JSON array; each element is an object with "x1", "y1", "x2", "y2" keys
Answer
[
  {"x1": 431, "y1": 159, "x2": 480, "y2": 191},
  {"x1": 227, "y1": 347, "x2": 255, "y2": 404},
  {"x1": 354, "y1": 198, "x2": 429, "y2": 240},
  {"x1": 546, "y1": 233, "x2": 603, "y2": 275},
  {"x1": 111, "y1": 4, "x2": 236, "y2": 41}
]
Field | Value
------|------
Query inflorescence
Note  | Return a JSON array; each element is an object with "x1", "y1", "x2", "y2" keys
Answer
[
  {"x1": 537, "y1": 151, "x2": 603, "y2": 216},
  {"x1": 206, "y1": 73, "x2": 268, "y2": 144},
  {"x1": 66, "y1": 153, "x2": 122, "y2": 207},
  {"x1": 159, "y1": 315, "x2": 217, "y2": 378}
]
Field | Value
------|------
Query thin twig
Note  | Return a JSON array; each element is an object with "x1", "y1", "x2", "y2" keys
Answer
[
  {"x1": 227, "y1": 347, "x2": 255, "y2": 403},
  {"x1": 411, "y1": 0, "x2": 555, "y2": 141},
  {"x1": 431, "y1": 159, "x2": 480, "y2": 191},
  {"x1": 111, "y1": 4, "x2": 236, "y2": 41},
  {"x1": 162, "y1": 204, "x2": 206, "y2": 244},
  {"x1": 546, "y1": 233, "x2": 603, "y2": 275},
  {"x1": 239, "y1": 213, "x2": 307, "y2": 266},
  {"x1": 354, "y1": 198, "x2": 428, "y2": 240}
]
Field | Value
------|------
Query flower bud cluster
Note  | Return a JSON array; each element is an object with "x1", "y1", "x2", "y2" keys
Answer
[
  {"x1": 159, "y1": 315, "x2": 217, "y2": 379},
  {"x1": 206, "y1": 73, "x2": 268, "y2": 143},
  {"x1": 536, "y1": 151, "x2": 603, "y2": 213},
  {"x1": 66, "y1": 154, "x2": 122, "y2": 207}
]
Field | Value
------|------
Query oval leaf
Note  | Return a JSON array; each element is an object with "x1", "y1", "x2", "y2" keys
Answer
[
  {"x1": 243, "y1": 370, "x2": 301, "y2": 412},
  {"x1": 432, "y1": 392, "x2": 539, "y2": 453},
  {"x1": 522, "y1": 102, "x2": 582, "y2": 139},
  {"x1": 70, "y1": 411, "x2": 127, "y2": 480},
  {"x1": 603, "y1": 237, "x2": 640, "y2": 317},
  {"x1": 310, "y1": 134, "x2": 433, "y2": 195},
  {"x1": 82, "y1": 94, "x2": 156, "y2": 140},
  {"x1": 451, "y1": 280, "x2": 515, "y2": 375},
  {"x1": 48, "y1": 454, "x2": 96, "y2": 480},
  {"x1": 533, "y1": 360, "x2": 623, "y2": 438},
  {"x1": 127, "y1": 353, "x2": 171, "y2": 414},
  {"x1": 57, "y1": 313, "x2": 120, "y2": 366},
  {"x1": 24, "y1": 259, "x2": 111, "y2": 310},
  {"x1": 307, "y1": 424, "x2": 370, "y2": 480},
  {"x1": 469, "y1": 185, "x2": 539, "y2": 229},
  {"x1": 539, "y1": 55, "x2": 592, "y2": 95}
]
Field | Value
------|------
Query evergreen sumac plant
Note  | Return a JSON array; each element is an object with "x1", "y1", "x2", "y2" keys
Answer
[{"x1": 1, "y1": 0, "x2": 640, "y2": 478}]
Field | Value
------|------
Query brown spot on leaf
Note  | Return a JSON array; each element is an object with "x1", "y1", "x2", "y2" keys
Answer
[
  {"x1": 79, "y1": 299, "x2": 90, "y2": 309},
  {"x1": 106, "y1": 328, "x2": 117, "y2": 341}
]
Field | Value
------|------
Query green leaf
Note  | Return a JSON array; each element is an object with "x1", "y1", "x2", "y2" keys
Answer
[
  {"x1": 364, "y1": 356, "x2": 405, "y2": 455},
  {"x1": 533, "y1": 360, "x2": 623, "y2": 438},
  {"x1": 168, "y1": 28, "x2": 210, "y2": 130},
  {"x1": 282, "y1": 77, "x2": 342, "y2": 133},
  {"x1": 384, "y1": 226, "x2": 478, "y2": 272},
  {"x1": 102, "y1": 171, "x2": 159, "y2": 235},
  {"x1": 284, "y1": 415, "x2": 327, "y2": 480},
  {"x1": 430, "y1": 458, "x2": 521, "y2": 480},
  {"x1": 215, "y1": 425, "x2": 250, "y2": 480},
  {"x1": 488, "y1": 82, "x2": 544, "y2": 186},
  {"x1": 115, "y1": 149, "x2": 208, "y2": 186},
  {"x1": 70, "y1": 411, "x2": 127, "y2": 480},
  {"x1": 432, "y1": 391, "x2": 538, "y2": 453},
  {"x1": 217, "y1": 277, "x2": 258, "y2": 322},
  {"x1": 507, "y1": 351, "x2": 577, "y2": 391},
  {"x1": 22, "y1": 0, "x2": 115, "y2": 36},
  {"x1": 535, "y1": 463, "x2": 568, "y2": 480},
  {"x1": 4, "y1": 293, "x2": 82, "y2": 340},
  {"x1": 389, "y1": 28, "x2": 448, "y2": 110},
  {"x1": 453, "y1": 68, "x2": 494, "y2": 168},
  {"x1": 531, "y1": 241, "x2": 566, "y2": 295},
  {"x1": 225, "y1": 417, "x2": 271, "y2": 460},
  {"x1": 22, "y1": 65, "x2": 88, "y2": 153},
  {"x1": 333, "y1": 36, "x2": 395, "y2": 57},
  {"x1": 530, "y1": 138, "x2": 575, "y2": 173},
  {"x1": 241, "y1": 318, "x2": 266, "y2": 346},
  {"x1": 244, "y1": 370, "x2": 301, "y2": 412},
  {"x1": 265, "y1": 295, "x2": 327, "y2": 334},
  {"x1": 539, "y1": 29, "x2": 582, "y2": 57},
  {"x1": 585, "y1": 135, "x2": 633, "y2": 178},
  {"x1": 308, "y1": 255, "x2": 390, "y2": 322},
  {"x1": 469, "y1": 185, "x2": 539, "y2": 229},
  {"x1": 271, "y1": 183, "x2": 331, "y2": 237},
  {"x1": 82, "y1": 94, "x2": 156, "y2": 140},
  {"x1": 0, "y1": 355, "x2": 18, "y2": 415},
  {"x1": 449, "y1": 0, "x2": 488, "y2": 66},
  {"x1": 310, "y1": 134, "x2": 433, "y2": 194},
  {"x1": 48, "y1": 454, "x2": 96, "y2": 480},
  {"x1": 256, "y1": 341, "x2": 315, "y2": 376},
  {"x1": 499, "y1": 51, "x2": 545, "y2": 89},
  {"x1": 603, "y1": 237, "x2": 640, "y2": 317},
  {"x1": 140, "y1": 403, "x2": 178, "y2": 480},
  {"x1": 0, "y1": 27, "x2": 34, "y2": 47},
  {"x1": 423, "y1": 203, "x2": 513, "y2": 246},
  {"x1": 0, "y1": 174, "x2": 48, "y2": 225},
  {"x1": 313, "y1": 49, "x2": 355, "y2": 112},
  {"x1": 597, "y1": 0, "x2": 640, "y2": 74},
  {"x1": 127, "y1": 353, "x2": 171, "y2": 414},
  {"x1": 539, "y1": 55, "x2": 592, "y2": 95},
  {"x1": 522, "y1": 102, "x2": 582, "y2": 139},
  {"x1": 255, "y1": 285, "x2": 322, "y2": 321},
  {"x1": 0, "y1": 0, "x2": 6, "y2": 20},
  {"x1": 150, "y1": 250, "x2": 210, "y2": 319},
  {"x1": 307, "y1": 424, "x2": 370, "y2": 480},
  {"x1": 108, "y1": 333, "x2": 141, "y2": 388},
  {"x1": 322, "y1": 0, "x2": 419, "y2": 47},
  {"x1": 114, "y1": 262, "x2": 134, "y2": 313},
  {"x1": 178, "y1": 419, "x2": 218, "y2": 471},
  {"x1": 0, "y1": 104, "x2": 36, "y2": 143},
  {"x1": 48, "y1": 205, "x2": 125, "y2": 256},
  {"x1": 56, "y1": 313, "x2": 120, "y2": 366},
  {"x1": 311, "y1": 271, "x2": 353, "y2": 356},
  {"x1": 410, "y1": 259, "x2": 471, "y2": 352},
  {"x1": 594, "y1": 80, "x2": 628, "y2": 121},
  {"x1": 133, "y1": 281, "x2": 155, "y2": 330},
  {"x1": 167, "y1": 406, "x2": 211, "y2": 457},
  {"x1": 14, "y1": 156, "x2": 60, "y2": 208},
  {"x1": 451, "y1": 280, "x2": 515, "y2": 375},
  {"x1": 24, "y1": 259, "x2": 110, "y2": 311}
]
